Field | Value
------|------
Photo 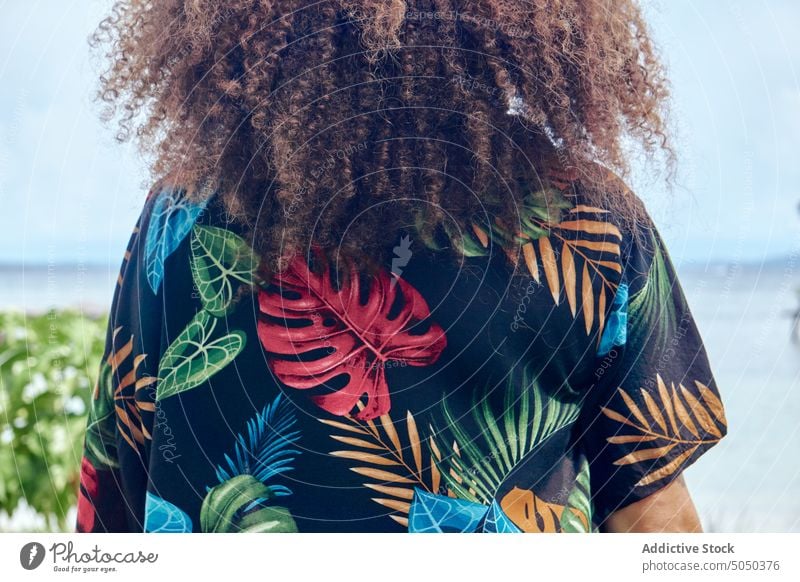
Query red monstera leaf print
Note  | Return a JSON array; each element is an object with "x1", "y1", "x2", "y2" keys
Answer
[
  {"x1": 76, "y1": 457, "x2": 99, "y2": 533},
  {"x1": 257, "y1": 254, "x2": 447, "y2": 420}
]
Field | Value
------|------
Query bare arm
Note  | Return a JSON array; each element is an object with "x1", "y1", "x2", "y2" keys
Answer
[{"x1": 602, "y1": 475, "x2": 702, "y2": 532}]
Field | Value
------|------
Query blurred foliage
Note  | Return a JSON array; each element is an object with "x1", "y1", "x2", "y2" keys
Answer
[{"x1": 0, "y1": 310, "x2": 106, "y2": 531}]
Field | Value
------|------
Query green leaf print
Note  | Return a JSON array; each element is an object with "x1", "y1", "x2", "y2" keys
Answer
[
  {"x1": 424, "y1": 187, "x2": 572, "y2": 257},
  {"x1": 432, "y1": 369, "x2": 581, "y2": 505},
  {"x1": 444, "y1": 221, "x2": 492, "y2": 258},
  {"x1": 418, "y1": 188, "x2": 621, "y2": 340},
  {"x1": 200, "y1": 395, "x2": 300, "y2": 532},
  {"x1": 190, "y1": 225, "x2": 259, "y2": 316},
  {"x1": 156, "y1": 310, "x2": 246, "y2": 401},
  {"x1": 627, "y1": 230, "x2": 682, "y2": 351},
  {"x1": 200, "y1": 474, "x2": 297, "y2": 533},
  {"x1": 83, "y1": 360, "x2": 119, "y2": 469},
  {"x1": 560, "y1": 457, "x2": 593, "y2": 533}
]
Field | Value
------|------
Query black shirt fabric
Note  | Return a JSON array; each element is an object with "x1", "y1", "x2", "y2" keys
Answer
[{"x1": 76, "y1": 180, "x2": 726, "y2": 533}]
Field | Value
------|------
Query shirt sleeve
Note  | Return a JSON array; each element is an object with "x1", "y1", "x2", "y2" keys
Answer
[
  {"x1": 579, "y1": 207, "x2": 728, "y2": 524},
  {"x1": 75, "y1": 185, "x2": 164, "y2": 532}
]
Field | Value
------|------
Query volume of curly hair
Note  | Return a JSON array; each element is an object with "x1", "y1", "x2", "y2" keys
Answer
[{"x1": 92, "y1": 0, "x2": 672, "y2": 271}]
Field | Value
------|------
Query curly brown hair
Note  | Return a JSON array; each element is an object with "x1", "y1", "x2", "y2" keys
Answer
[{"x1": 92, "y1": 0, "x2": 672, "y2": 271}]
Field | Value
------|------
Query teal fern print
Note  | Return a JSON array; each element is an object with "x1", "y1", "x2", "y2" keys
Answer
[
  {"x1": 211, "y1": 394, "x2": 300, "y2": 490},
  {"x1": 156, "y1": 310, "x2": 246, "y2": 401},
  {"x1": 200, "y1": 394, "x2": 301, "y2": 532},
  {"x1": 144, "y1": 188, "x2": 208, "y2": 293},
  {"x1": 190, "y1": 225, "x2": 259, "y2": 316},
  {"x1": 432, "y1": 371, "x2": 581, "y2": 504}
]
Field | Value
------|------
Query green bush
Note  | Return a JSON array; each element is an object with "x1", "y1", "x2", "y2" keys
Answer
[{"x1": 0, "y1": 310, "x2": 106, "y2": 531}]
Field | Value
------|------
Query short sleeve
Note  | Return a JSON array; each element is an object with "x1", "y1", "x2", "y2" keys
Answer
[{"x1": 579, "y1": 209, "x2": 728, "y2": 524}]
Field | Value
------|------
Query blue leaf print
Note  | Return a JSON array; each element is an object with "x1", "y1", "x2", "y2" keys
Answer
[
  {"x1": 212, "y1": 393, "x2": 301, "y2": 489},
  {"x1": 597, "y1": 282, "x2": 628, "y2": 356},
  {"x1": 480, "y1": 500, "x2": 522, "y2": 533},
  {"x1": 144, "y1": 188, "x2": 208, "y2": 293},
  {"x1": 408, "y1": 488, "x2": 489, "y2": 533},
  {"x1": 144, "y1": 492, "x2": 193, "y2": 533}
]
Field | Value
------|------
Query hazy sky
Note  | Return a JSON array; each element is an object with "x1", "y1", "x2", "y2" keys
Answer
[{"x1": 0, "y1": 0, "x2": 798, "y2": 265}]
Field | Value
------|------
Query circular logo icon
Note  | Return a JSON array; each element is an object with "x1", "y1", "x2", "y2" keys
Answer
[{"x1": 19, "y1": 542, "x2": 46, "y2": 570}]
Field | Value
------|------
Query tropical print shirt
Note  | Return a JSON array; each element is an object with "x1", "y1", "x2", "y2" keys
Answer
[{"x1": 75, "y1": 179, "x2": 727, "y2": 533}]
